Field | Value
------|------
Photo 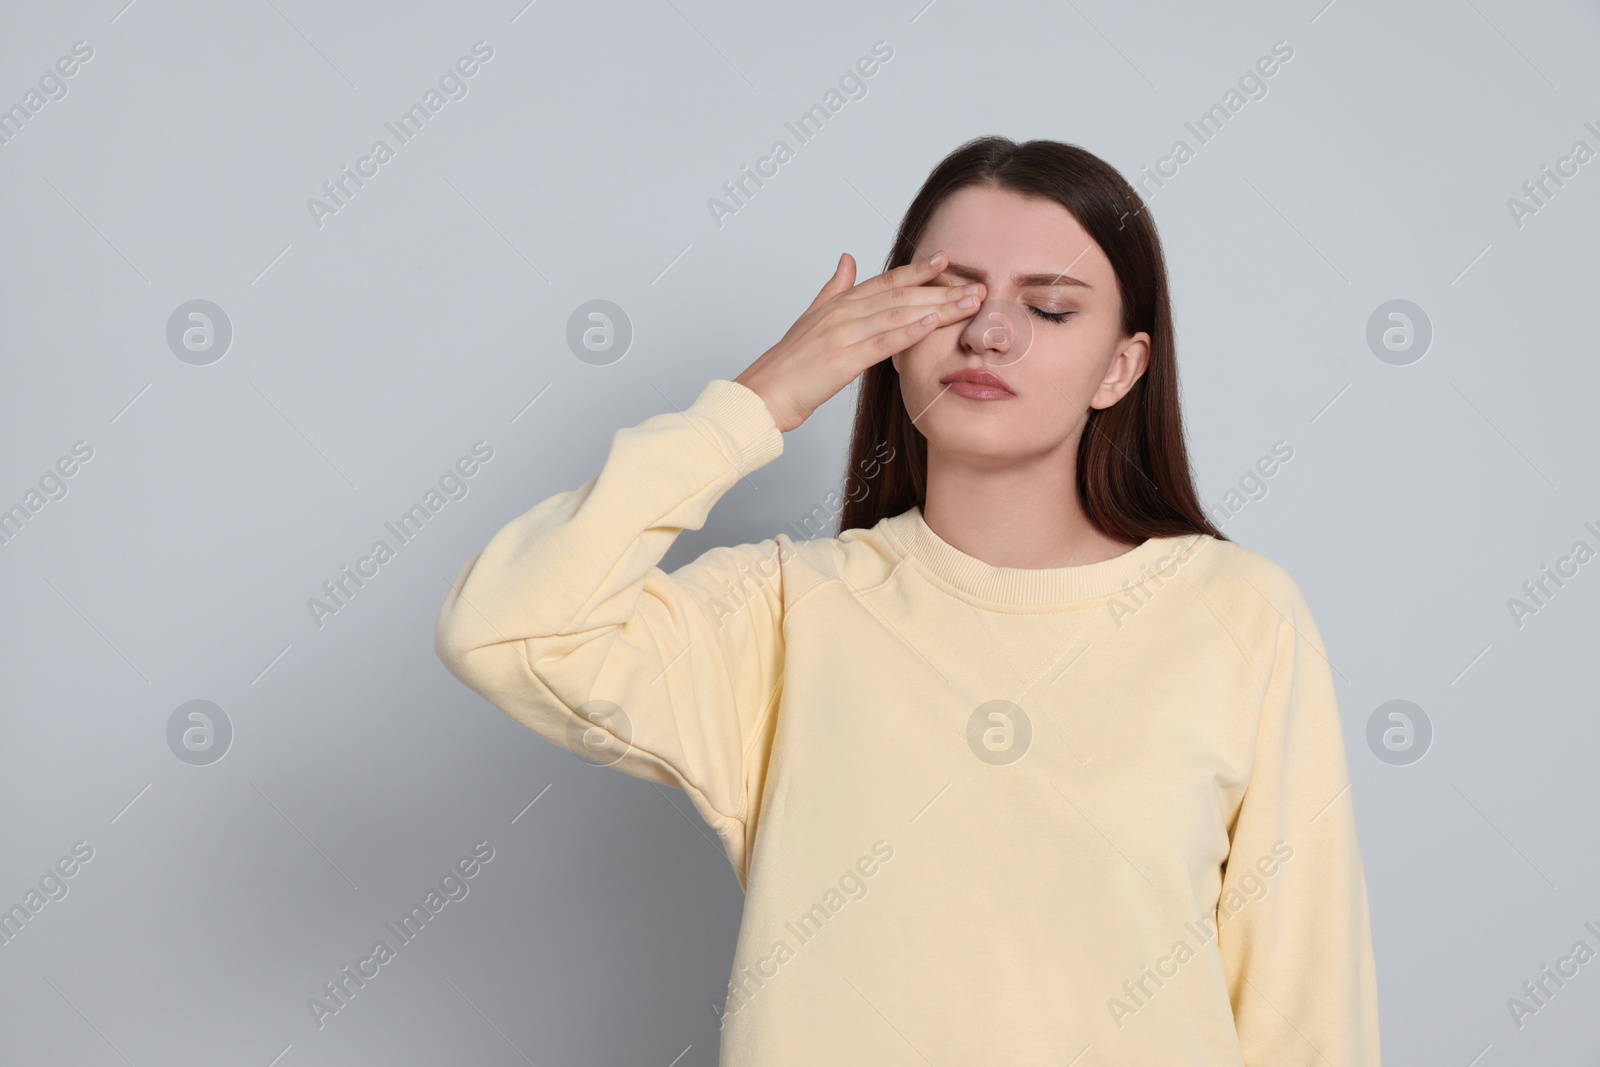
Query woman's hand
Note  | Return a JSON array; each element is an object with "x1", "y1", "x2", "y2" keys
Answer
[{"x1": 734, "y1": 250, "x2": 986, "y2": 433}]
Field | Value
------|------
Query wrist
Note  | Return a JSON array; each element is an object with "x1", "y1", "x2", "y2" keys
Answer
[{"x1": 732, "y1": 374, "x2": 795, "y2": 432}]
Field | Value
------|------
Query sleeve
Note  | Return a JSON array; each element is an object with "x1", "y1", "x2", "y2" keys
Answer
[
  {"x1": 1215, "y1": 580, "x2": 1382, "y2": 1066},
  {"x1": 433, "y1": 379, "x2": 789, "y2": 874}
]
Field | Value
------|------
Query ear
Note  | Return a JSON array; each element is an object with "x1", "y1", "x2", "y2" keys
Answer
[{"x1": 1090, "y1": 332, "x2": 1151, "y2": 410}]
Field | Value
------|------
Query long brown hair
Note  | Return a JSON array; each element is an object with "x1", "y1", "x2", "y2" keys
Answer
[{"x1": 835, "y1": 136, "x2": 1226, "y2": 546}]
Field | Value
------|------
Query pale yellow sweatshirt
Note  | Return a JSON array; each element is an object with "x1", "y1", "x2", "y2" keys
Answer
[{"x1": 434, "y1": 378, "x2": 1382, "y2": 1066}]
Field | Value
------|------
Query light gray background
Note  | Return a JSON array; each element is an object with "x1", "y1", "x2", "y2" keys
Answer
[{"x1": 3, "y1": 0, "x2": 1598, "y2": 1063}]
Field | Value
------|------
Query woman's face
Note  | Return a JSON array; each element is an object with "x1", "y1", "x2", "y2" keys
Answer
[{"x1": 892, "y1": 183, "x2": 1150, "y2": 465}]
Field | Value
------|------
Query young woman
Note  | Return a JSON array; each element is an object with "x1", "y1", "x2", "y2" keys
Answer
[{"x1": 436, "y1": 136, "x2": 1381, "y2": 1065}]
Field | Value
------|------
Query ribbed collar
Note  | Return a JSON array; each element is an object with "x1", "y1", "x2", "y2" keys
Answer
[{"x1": 879, "y1": 506, "x2": 1212, "y2": 606}]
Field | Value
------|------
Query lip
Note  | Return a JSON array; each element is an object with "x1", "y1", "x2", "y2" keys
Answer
[{"x1": 940, "y1": 368, "x2": 1014, "y2": 399}]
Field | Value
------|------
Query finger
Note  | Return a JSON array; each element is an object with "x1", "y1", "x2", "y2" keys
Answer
[
  {"x1": 850, "y1": 248, "x2": 950, "y2": 300},
  {"x1": 854, "y1": 303, "x2": 969, "y2": 368},
  {"x1": 856, "y1": 277, "x2": 985, "y2": 315},
  {"x1": 840, "y1": 288, "x2": 981, "y2": 357}
]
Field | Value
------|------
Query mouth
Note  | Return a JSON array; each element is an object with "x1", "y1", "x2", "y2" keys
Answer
[{"x1": 939, "y1": 368, "x2": 1014, "y2": 399}]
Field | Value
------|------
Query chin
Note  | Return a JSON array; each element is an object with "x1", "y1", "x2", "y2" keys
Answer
[{"x1": 921, "y1": 410, "x2": 1024, "y2": 457}]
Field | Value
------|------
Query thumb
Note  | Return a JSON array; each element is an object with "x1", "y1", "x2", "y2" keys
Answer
[{"x1": 803, "y1": 253, "x2": 855, "y2": 314}]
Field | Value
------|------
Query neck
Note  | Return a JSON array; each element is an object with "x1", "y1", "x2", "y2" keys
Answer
[{"x1": 921, "y1": 434, "x2": 1139, "y2": 569}]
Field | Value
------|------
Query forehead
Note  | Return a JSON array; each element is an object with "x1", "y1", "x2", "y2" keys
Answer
[{"x1": 919, "y1": 184, "x2": 1112, "y2": 288}]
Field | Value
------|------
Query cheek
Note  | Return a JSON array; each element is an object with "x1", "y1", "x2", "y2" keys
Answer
[
  {"x1": 895, "y1": 333, "x2": 937, "y2": 375},
  {"x1": 1007, "y1": 383, "x2": 1094, "y2": 447}
]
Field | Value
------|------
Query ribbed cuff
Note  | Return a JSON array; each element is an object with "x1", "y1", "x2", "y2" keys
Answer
[{"x1": 688, "y1": 379, "x2": 786, "y2": 473}]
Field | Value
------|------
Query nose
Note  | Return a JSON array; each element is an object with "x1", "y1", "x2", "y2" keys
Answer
[{"x1": 960, "y1": 295, "x2": 1035, "y2": 367}]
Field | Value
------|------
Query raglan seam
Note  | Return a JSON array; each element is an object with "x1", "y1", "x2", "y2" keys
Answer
[
  {"x1": 733, "y1": 578, "x2": 837, "y2": 823},
  {"x1": 640, "y1": 610, "x2": 748, "y2": 826},
  {"x1": 1166, "y1": 567, "x2": 1281, "y2": 841},
  {"x1": 1172, "y1": 570, "x2": 1274, "y2": 696},
  {"x1": 1217, "y1": 609, "x2": 1293, "y2": 846}
]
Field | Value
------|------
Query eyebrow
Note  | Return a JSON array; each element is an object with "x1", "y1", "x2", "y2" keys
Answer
[{"x1": 939, "y1": 261, "x2": 1092, "y2": 289}]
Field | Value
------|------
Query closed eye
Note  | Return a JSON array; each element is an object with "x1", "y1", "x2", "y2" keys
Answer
[{"x1": 1028, "y1": 306, "x2": 1073, "y2": 323}]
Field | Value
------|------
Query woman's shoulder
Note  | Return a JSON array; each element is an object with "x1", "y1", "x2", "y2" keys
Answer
[
  {"x1": 768, "y1": 508, "x2": 909, "y2": 596},
  {"x1": 1174, "y1": 534, "x2": 1321, "y2": 644},
  {"x1": 667, "y1": 510, "x2": 907, "y2": 619},
  {"x1": 1181, "y1": 534, "x2": 1303, "y2": 594}
]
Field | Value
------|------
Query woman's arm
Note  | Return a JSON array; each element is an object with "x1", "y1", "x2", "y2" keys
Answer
[
  {"x1": 434, "y1": 250, "x2": 983, "y2": 876},
  {"x1": 434, "y1": 379, "x2": 787, "y2": 859},
  {"x1": 1214, "y1": 579, "x2": 1382, "y2": 1066}
]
